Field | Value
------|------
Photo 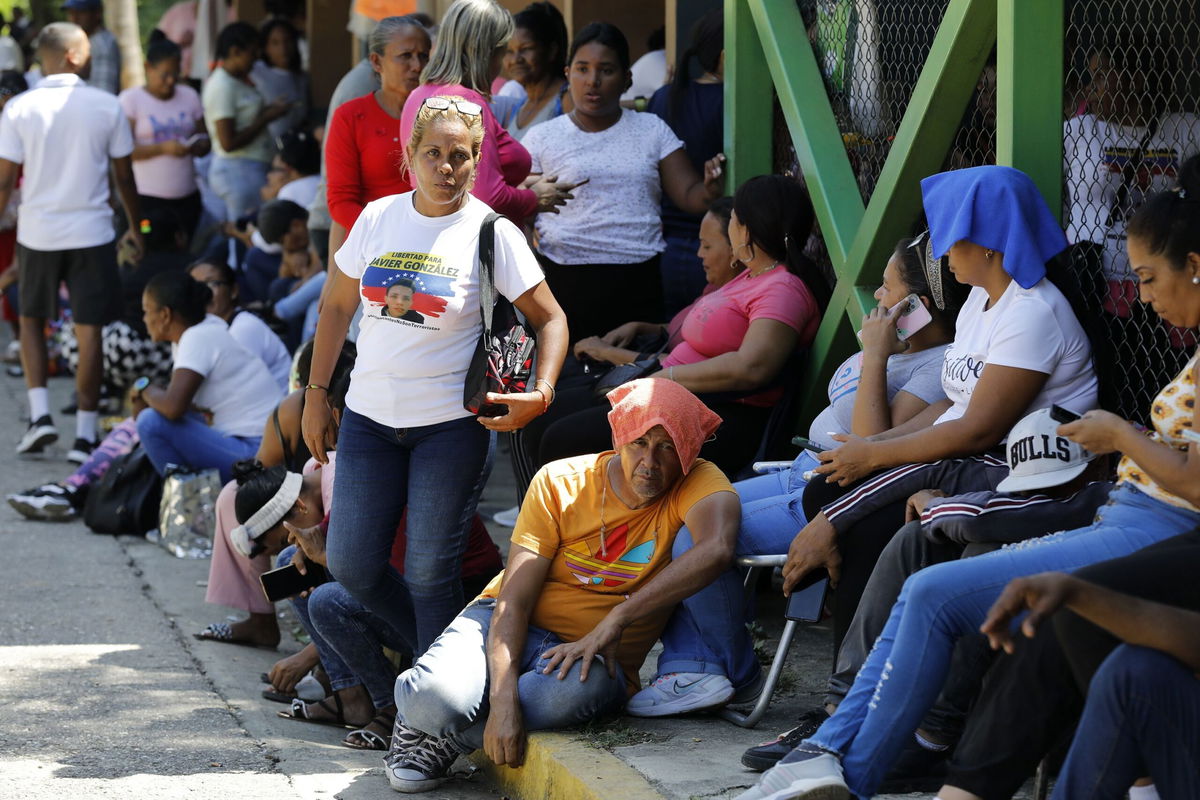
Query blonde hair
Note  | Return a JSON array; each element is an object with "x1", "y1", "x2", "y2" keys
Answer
[
  {"x1": 420, "y1": 0, "x2": 513, "y2": 92},
  {"x1": 404, "y1": 95, "x2": 486, "y2": 187}
]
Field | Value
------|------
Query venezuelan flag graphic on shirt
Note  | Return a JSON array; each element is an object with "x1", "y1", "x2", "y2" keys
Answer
[
  {"x1": 563, "y1": 523, "x2": 657, "y2": 589},
  {"x1": 361, "y1": 251, "x2": 458, "y2": 319}
]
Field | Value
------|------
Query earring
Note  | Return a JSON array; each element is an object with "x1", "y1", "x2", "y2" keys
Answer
[
  {"x1": 1192, "y1": 276, "x2": 1200, "y2": 285},
  {"x1": 985, "y1": 249, "x2": 994, "y2": 259}
]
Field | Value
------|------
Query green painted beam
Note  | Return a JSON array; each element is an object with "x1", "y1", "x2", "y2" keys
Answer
[
  {"x1": 746, "y1": 0, "x2": 864, "y2": 268},
  {"x1": 793, "y1": 0, "x2": 997, "y2": 424},
  {"x1": 997, "y1": 0, "x2": 1064, "y2": 218},
  {"x1": 724, "y1": 0, "x2": 774, "y2": 190}
]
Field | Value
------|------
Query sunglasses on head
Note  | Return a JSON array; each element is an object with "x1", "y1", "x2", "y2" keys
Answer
[{"x1": 421, "y1": 97, "x2": 482, "y2": 116}]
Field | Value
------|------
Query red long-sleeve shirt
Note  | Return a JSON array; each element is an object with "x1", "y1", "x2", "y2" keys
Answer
[{"x1": 325, "y1": 93, "x2": 412, "y2": 231}]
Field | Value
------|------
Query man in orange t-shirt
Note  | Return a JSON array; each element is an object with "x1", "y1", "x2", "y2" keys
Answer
[{"x1": 385, "y1": 379, "x2": 739, "y2": 793}]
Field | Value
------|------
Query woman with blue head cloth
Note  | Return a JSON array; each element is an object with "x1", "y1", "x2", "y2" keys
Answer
[
  {"x1": 734, "y1": 163, "x2": 1200, "y2": 799},
  {"x1": 775, "y1": 165, "x2": 1100, "y2": 676}
]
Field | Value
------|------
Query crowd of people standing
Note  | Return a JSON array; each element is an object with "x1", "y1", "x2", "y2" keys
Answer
[{"x1": 2, "y1": 2, "x2": 1199, "y2": 799}]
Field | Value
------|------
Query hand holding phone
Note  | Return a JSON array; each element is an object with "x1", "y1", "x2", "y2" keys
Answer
[
  {"x1": 785, "y1": 570, "x2": 830, "y2": 622},
  {"x1": 1050, "y1": 404, "x2": 1082, "y2": 424},
  {"x1": 260, "y1": 560, "x2": 325, "y2": 602},
  {"x1": 857, "y1": 293, "x2": 933, "y2": 343}
]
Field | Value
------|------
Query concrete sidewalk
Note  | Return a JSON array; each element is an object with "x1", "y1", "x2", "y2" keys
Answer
[{"x1": 0, "y1": 331, "x2": 1036, "y2": 800}]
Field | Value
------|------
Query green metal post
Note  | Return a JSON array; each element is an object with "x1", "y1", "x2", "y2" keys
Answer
[
  {"x1": 724, "y1": 0, "x2": 773, "y2": 190},
  {"x1": 746, "y1": 0, "x2": 864, "y2": 267},
  {"x1": 997, "y1": 0, "x2": 1065, "y2": 218}
]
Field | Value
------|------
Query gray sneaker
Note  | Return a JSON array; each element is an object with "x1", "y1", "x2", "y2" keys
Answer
[
  {"x1": 626, "y1": 671, "x2": 735, "y2": 717},
  {"x1": 385, "y1": 722, "x2": 461, "y2": 793},
  {"x1": 734, "y1": 750, "x2": 849, "y2": 800}
]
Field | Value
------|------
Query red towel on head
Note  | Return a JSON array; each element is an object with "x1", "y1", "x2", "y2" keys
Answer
[{"x1": 605, "y1": 378, "x2": 722, "y2": 474}]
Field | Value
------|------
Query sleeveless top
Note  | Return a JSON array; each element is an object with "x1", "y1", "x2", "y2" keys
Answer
[
  {"x1": 273, "y1": 394, "x2": 313, "y2": 473},
  {"x1": 1116, "y1": 350, "x2": 1199, "y2": 510}
]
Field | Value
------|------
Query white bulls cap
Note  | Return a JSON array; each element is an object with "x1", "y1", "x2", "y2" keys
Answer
[{"x1": 996, "y1": 407, "x2": 1096, "y2": 493}]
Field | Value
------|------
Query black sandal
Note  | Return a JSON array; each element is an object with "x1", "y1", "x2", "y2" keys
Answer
[
  {"x1": 343, "y1": 706, "x2": 396, "y2": 751},
  {"x1": 277, "y1": 695, "x2": 355, "y2": 729}
]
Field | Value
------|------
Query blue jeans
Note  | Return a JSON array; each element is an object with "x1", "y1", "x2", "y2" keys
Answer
[
  {"x1": 280, "y1": 547, "x2": 411, "y2": 709},
  {"x1": 135, "y1": 409, "x2": 260, "y2": 483},
  {"x1": 274, "y1": 271, "x2": 325, "y2": 343},
  {"x1": 1052, "y1": 645, "x2": 1200, "y2": 799},
  {"x1": 656, "y1": 451, "x2": 818, "y2": 687},
  {"x1": 326, "y1": 408, "x2": 491, "y2": 654},
  {"x1": 208, "y1": 156, "x2": 269, "y2": 220},
  {"x1": 395, "y1": 599, "x2": 627, "y2": 753},
  {"x1": 804, "y1": 483, "x2": 1200, "y2": 798}
]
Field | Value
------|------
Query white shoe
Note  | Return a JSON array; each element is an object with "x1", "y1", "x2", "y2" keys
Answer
[
  {"x1": 492, "y1": 505, "x2": 519, "y2": 528},
  {"x1": 742, "y1": 751, "x2": 849, "y2": 800},
  {"x1": 17, "y1": 415, "x2": 57, "y2": 455},
  {"x1": 626, "y1": 672, "x2": 734, "y2": 717}
]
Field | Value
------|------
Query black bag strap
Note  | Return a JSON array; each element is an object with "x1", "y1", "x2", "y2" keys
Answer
[
  {"x1": 477, "y1": 212, "x2": 501, "y2": 336},
  {"x1": 272, "y1": 406, "x2": 292, "y2": 469}
]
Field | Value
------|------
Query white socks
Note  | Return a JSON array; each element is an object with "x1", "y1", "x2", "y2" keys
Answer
[
  {"x1": 76, "y1": 410, "x2": 98, "y2": 444},
  {"x1": 28, "y1": 387, "x2": 49, "y2": 421},
  {"x1": 1128, "y1": 785, "x2": 1160, "y2": 800}
]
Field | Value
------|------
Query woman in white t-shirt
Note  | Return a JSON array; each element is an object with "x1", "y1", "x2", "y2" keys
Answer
[
  {"x1": 778, "y1": 166, "x2": 1100, "y2": 669},
  {"x1": 303, "y1": 95, "x2": 568, "y2": 654},
  {"x1": 520, "y1": 22, "x2": 724, "y2": 342},
  {"x1": 134, "y1": 270, "x2": 284, "y2": 482},
  {"x1": 119, "y1": 31, "x2": 209, "y2": 241}
]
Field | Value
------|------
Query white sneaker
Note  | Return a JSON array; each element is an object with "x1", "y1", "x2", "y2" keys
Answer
[
  {"x1": 626, "y1": 671, "x2": 734, "y2": 717},
  {"x1": 492, "y1": 505, "x2": 520, "y2": 528},
  {"x1": 736, "y1": 751, "x2": 849, "y2": 800},
  {"x1": 16, "y1": 415, "x2": 57, "y2": 455},
  {"x1": 7, "y1": 483, "x2": 75, "y2": 521}
]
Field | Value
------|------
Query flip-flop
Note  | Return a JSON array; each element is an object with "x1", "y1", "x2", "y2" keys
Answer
[
  {"x1": 343, "y1": 707, "x2": 396, "y2": 751},
  {"x1": 277, "y1": 695, "x2": 358, "y2": 729},
  {"x1": 192, "y1": 623, "x2": 277, "y2": 650}
]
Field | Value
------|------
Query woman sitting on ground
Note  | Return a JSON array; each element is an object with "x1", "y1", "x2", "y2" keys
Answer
[
  {"x1": 525, "y1": 175, "x2": 826, "y2": 479},
  {"x1": 135, "y1": 270, "x2": 283, "y2": 482},
  {"x1": 232, "y1": 458, "x2": 501, "y2": 750},
  {"x1": 196, "y1": 342, "x2": 355, "y2": 648},
  {"x1": 7, "y1": 259, "x2": 293, "y2": 521},
  {"x1": 628, "y1": 231, "x2": 969, "y2": 717},
  {"x1": 188, "y1": 259, "x2": 292, "y2": 390}
]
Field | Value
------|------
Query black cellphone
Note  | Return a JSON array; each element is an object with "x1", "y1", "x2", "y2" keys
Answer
[
  {"x1": 786, "y1": 570, "x2": 830, "y2": 623},
  {"x1": 260, "y1": 560, "x2": 326, "y2": 602},
  {"x1": 1049, "y1": 404, "x2": 1081, "y2": 424},
  {"x1": 791, "y1": 436, "x2": 825, "y2": 453}
]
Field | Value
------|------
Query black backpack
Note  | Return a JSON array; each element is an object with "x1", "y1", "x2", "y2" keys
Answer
[{"x1": 83, "y1": 444, "x2": 163, "y2": 535}]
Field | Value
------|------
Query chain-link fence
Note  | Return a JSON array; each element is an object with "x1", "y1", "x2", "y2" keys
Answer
[{"x1": 778, "y1": 0, "x2": 1199, "y2": 423}]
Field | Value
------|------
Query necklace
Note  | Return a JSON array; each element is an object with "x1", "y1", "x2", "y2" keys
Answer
[
  {"x1": 599, "y1": 458, "x2": 612, "y2": 558},
  {"x1": 749, "y1": 261, "x2": 782, "y2": 277}
]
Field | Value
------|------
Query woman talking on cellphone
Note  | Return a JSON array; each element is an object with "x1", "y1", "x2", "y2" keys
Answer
[{"x1": 302, "y1": 95, "x2": 567, "y2": 655}]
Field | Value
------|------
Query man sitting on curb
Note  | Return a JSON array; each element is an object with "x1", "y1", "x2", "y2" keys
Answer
[{"x1": 384, "y1": 378, "x2": 739, "y2": 793}]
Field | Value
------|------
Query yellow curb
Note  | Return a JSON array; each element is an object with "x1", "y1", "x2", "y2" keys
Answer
[{"x1": 469, "y1": 731, "x2": 667, "y2": 800}]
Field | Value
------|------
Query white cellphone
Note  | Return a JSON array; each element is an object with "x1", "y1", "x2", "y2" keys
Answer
[
  {"x1": 183, "y1": 133, "x2": 209, "y2": 147},
  {"x1": 857, "y1": 293, "x2": 933, "y2": 342}
]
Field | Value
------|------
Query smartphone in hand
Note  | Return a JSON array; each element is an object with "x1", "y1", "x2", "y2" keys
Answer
[
  {"x1": 786, "y1": 570, "x2": 830, "y2": 622},
  {"x1": 260, "y1": 560, "x2": 326, "y2": 602}
]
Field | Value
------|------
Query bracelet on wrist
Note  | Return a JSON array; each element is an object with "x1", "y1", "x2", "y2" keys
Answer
[
  {"x1": 534, "y1": 378, "x2": 556, "y2": 405},
  {"x1": 305, "y1": 384, "x2": 328, "y2": 393},
  {"x1": 533, "y1": 386, "x2": 550, "y2": 414}
]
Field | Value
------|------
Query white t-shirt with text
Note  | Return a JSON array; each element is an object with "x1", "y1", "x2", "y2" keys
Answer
[
  {"x1": 336, "y1": 193, "x2": 545, "y2": 428},
  {"x1": 936, "y1": 281, "x2": 1097, "y2": 427},
  {"x1": 172, "y1": 315, "x2": 284, "y2": 437},
  {"x1": 522, "y1": 110, "x2": 683, "y2": 265}
]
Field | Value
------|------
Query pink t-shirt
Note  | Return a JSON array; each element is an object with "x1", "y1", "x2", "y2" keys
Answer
[
  {"x1": 400, "y1": 83, "x2": 538, "y2": 222},
  {"x1": 662, "y1": 268, "x2": 820, "y2": 406},
  {"x1": 119, "y1": 85, "x2": 203, "y2": 199}
]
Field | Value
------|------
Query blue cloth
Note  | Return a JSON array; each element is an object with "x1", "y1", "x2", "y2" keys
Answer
[
  {"x1": 920, "y1": 165, "x2": 1068, "y2": 289},
  {"x1": 1052, "y1": 645, "x2": 1200, "y2": 800},
  {"x1": 325, "y1": 408, "x2": 492, "y2": 654}
]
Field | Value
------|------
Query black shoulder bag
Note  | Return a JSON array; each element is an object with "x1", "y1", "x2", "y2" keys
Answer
[{"x1": 463, "y1": 213, "x2": 536, "y2": 417}]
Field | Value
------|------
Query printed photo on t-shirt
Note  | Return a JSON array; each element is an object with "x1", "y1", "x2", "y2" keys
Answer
[{"x1": 360, "y1": 250, "x2": 458, "y2": 329}]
